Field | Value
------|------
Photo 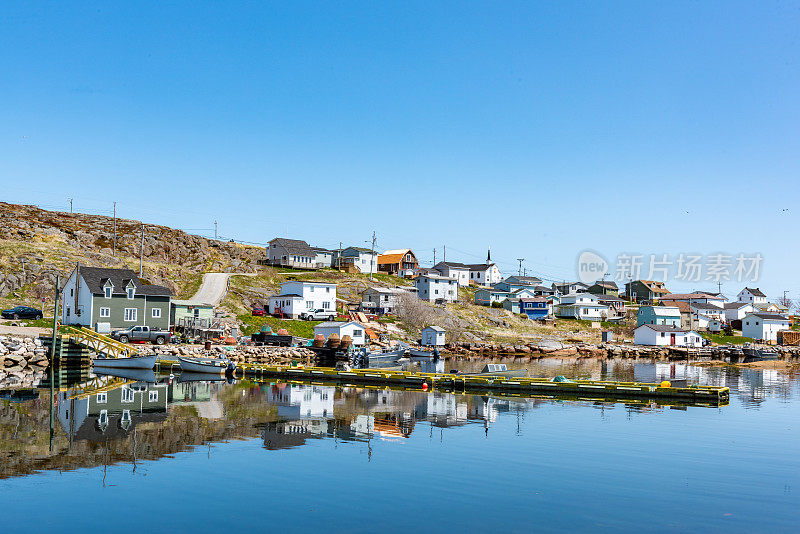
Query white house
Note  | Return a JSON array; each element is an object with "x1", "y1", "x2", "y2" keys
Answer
[
  {"x1": 268, "y1": 281, "x2": 336, "y2": 319},
  {"x1": 267, "y1": 238, "x2": 317, "y2": 269},
  {"x1": 313, "y1": 321, "x2": 367, "y2": 347},
  {"x1": 690, "y1": 303, "x2": 725, "y2": 327},
  {"x1": 552, "y1": 282, "x2": 590, "y2": 295},
  {"x1": 311, "y1": 247, "x2": 334, "y2": 269},
  {"x1": 741, "y1": 313, "x2": 791, "y2": 342},
  {"x1": 335, "y1": 247, "x2": 378, "y2": 274},
  {"x1": 555, "y1": 293, "x2": 608, "y2": 320},
  {"x1": 468, "y1": 263, "x2": 502, "y2": 287},
  {"x1": 634, "y1": 325, "x2": 704, "y2": 347},
  {"x1": 421, "y1": 326, "x2": 446, "y2": 347},
  {"x1": 433, "y1": 262, "x2": 471, "y2": 287},
  {"x1": 737, "y1": 287, "x2": 768, "y2": 305},
  {"x1": 415, "y1": 274, "x2": 458, "y2": 303},
  {"x1": 361, "y1": 287, "x2": 407, "y2": 315},
  {"x1": 723, "y1": 302, "x2": 756, "y2": 323},
  {"x1": 265, "y1": 384, "x2": 335, "y2": 419}
]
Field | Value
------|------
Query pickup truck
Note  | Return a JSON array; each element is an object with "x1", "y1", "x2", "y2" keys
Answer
[
  {"x1": 299, "y1": 308, "x2": 336, "y2": 321},
  {"x1": 111, "y1": 326, "x2": 170, "y2": 345}
]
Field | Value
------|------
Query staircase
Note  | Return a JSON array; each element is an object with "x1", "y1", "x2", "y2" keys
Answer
[{"x1": 59, "y1": 326, "x2": 139, "y2": 359}]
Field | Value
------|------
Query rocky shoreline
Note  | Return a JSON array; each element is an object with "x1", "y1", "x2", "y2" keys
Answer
[{"x1": 0, "y1": 336, "x2": 50, "y2": 389}]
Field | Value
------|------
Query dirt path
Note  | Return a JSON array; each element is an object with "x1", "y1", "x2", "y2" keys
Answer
[{"x1": 190, "y1": 273, "x2": 253, "y2": 306}]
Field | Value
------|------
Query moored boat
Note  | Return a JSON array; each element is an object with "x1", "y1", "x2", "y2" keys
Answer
[
  {"x1": 742, "y1": 344, "x2": 779, "y2": 362},
  {"x1": 92, "y1": 354, "x2": 157, "y2": 370},
  {"x1": 177, "y1": 355, "x2": 235, "y2": 374},
  {"x1": 406, "y1": 348, "x2": 441, "y2": 360}
]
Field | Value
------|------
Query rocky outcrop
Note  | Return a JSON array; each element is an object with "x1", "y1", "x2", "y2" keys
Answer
[{"x1": 0, "y1": 336, "x2": 50, "y2": 388}]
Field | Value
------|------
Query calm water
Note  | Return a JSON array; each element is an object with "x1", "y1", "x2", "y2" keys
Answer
[{"x1": 1, "y1": 359, "x2": 798, "y2": 533}]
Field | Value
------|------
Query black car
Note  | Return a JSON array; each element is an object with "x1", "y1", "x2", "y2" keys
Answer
[{"x1": 1, "y1": 306, "x2": 43, "y2": 320}]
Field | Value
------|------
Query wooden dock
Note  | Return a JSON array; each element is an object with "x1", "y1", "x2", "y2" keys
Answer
[{"x1": 153, "y1": 361, "x2": 729, "y2": 405}]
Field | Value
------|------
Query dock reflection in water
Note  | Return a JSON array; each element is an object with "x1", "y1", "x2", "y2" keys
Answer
[{"x1": 1, "y1": 360, "x2": 799, "y2": 533}]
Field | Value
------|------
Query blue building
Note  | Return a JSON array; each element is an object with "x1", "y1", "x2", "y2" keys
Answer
[{"x1": 637, "y1": 305, "x2": 681, "y2": 327}]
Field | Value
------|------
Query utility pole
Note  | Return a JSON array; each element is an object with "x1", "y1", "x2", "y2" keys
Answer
[
  {"x1": 718, "y1": 281, "x2": 722, "y2": 295},
  {"x1": 443, "y1": 245, "x2": 446, "y2": 263},
  {"x1": 517, "y1": 258, "x2": 524, "y2": 277},
  {"x1": 112, "y1": 202, "x2": 117, "y2": 256},
  {"x1": 433, "y1": 248, "x2": 436, "y2": 266},
  {"x1": 140, "y1": 223, "x2": 144, "y2": 277},
  {"x1": 69, "y1": 198, "x2": 73, "y2": 213},
  {"x1": 48, "y1": 275, "x2": 60, "y2": 453},
  {"x1": 214, "y1": 220, "x2": 218, "y2": 240},
  {"x1": 338, "y1": 242, "x2": 342, "y2": 271},
  {"x1": 369, "y1": 231, "x2": 376, "y2": 281}
]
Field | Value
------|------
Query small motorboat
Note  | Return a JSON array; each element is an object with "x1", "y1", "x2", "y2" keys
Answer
[
  {"x1": 92, "y1": 354, "x2": 157, "y2": 370},
  {"x1": 742, "y1": 344, "x2": 779, "y2": 362},
  {"x1": 177, "y1": 355, "x2": 235, "y2": 375},
  {"x1": 463, "y1": 363, "x2": 527, "y2": 379},
  {"x1": 352, "y1": 347, "x2": 407, "y2": 368},
  {"x1": 406, "y1": 348, "x2": 441, "y2": 361}
]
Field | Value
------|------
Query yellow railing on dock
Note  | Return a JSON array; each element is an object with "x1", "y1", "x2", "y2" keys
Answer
[{"x1": 60, "y1": 326, "x2": 138, "y2": 359}]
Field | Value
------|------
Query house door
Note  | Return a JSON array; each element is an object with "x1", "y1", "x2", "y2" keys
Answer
[{"x1": 670, "y1": 333, "x2": 676, "y2": 346}]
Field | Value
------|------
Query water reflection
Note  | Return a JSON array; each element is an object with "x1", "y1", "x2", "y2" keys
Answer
[{"x1": 0, "y1": 359, "x2": 797, "y2": 481}]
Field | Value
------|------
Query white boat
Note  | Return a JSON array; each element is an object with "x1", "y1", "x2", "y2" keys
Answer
[
  {"x1": 93, "y1": 367, "x2": 157, "y2": 383},
  {"x1": 177, "y1": 355, "x2": 234, "y2": 374},
  {"x1": 92, "y1": 354, "x2": 157, "y2": 370},
  {"x1": 406, "y1": 348, "x2": 441, "y2": 360}
]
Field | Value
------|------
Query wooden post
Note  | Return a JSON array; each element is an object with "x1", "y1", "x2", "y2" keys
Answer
[{"x1": 48, "y1": 275, "x2": 60, "y2": 452}]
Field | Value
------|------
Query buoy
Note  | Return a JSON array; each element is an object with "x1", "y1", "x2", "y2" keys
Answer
[
  {"x1": 660, "y1": 380, "x2": 671, "y2": 388},
  {"x1": 422, "y1": 383, "x2": 428, "y2": 390}
]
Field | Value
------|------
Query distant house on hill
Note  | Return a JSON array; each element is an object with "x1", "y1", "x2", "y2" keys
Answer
[
  {"x1": 311, "y1": 247, "x2": 334, "y2": 269},
  {"x1": 60, "y1": 265, "x2": 172, "y2": 330},
  {"x1": 361, "y1": 287, "x2": 408, "y2": 315},
  {"x1": 737, "y1": 287, "x2": 768, "y2": 305},
  {"x1": 268, "y1": 280, "x2": 336, "y2": 319},
  {"x1": 335, "y1": 247, "x2": 378, "y2": 274},
  {"x1": 552, "y1": 281, "x2": 589, "y2": 295},
  {"x1": 414, "y1": 273, "x2": 458, "y2": 303},
  {"x1": 378, "y1": 249, "x2": 419, "y2": 276},
  {"x1": 433, "y1": 262, "x2": 471, "y2": 287},
  {"x1": 742, "y1": 313, "x2": 791, "y2": 342},
  {"x1": 624, "y1": 280, "x2": 670, "y2": 303},
  {"x1": 267, "y1": 238, "x2": 316, "y2": 269},
  {"x1": 468, "y1": 262, "x2": 502, "y2": 287},
  {"x1": 637, "y1": 305, "x2": 681, "y2": 328},
  {"x1": 587, "y1": 281, "x2": 619, "y2": 296},
  {"x1": 494, "y1": 276, "x2": 542, "y2": 293}
]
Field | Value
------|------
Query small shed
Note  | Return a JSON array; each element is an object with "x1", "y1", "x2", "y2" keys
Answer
[
  {"x1": 171, "y1": 300, "x2": 215, "y2": 329},
  {"x1": 421, "y1": 326, "x2": 446, "y2": 347},
  {"x1": 601, "y1": 330, "x2": 614, "y2": 343}
]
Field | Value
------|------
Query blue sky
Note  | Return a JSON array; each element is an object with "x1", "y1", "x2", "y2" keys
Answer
[{"x1": 1, "y1": 2, "x2": 798, "y2": 300}]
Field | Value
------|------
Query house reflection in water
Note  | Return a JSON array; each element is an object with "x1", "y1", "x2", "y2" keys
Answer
[
  {"x1": 57, "y1": 378, "x2": 168, "y2": 442},
  {"x1": 169, "y1": 379, "x2": 225, "y2": 419}
]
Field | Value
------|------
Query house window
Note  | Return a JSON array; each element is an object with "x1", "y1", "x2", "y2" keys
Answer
[
  {"x1": 127, "y1": 287, "x2": 135, "y2": 299},
  {"x1": 70, "y1": 288, "x2": 74, "y2": 297},
  {"x1": 310, "y1": 286, "x2": 315, "y2": 292},
  {"x1": 322, "y1": 302, "x2": 330, "y2": 309},
  {"x1": 149, "y1": 390, "x2": 159, "y2": 402},
  {"x1": 121, "y1": 387, "x2": 135, "y2": 403},
  {"x1": 96, "y1": 392, "x2": 107, "y2": 403},
  {"x1": 124, "y1": 308, "x2": 137, "y2": 322},
  {"x1": 152, "y1": 308, "x2": 161, "y2": 318},
  {"x1": 353, "y1": 329, "x2": 363, "y2": 337},
  {"x1": 100, "y1": 307, "x2": 110, "y2": 318},
  {"x1": 306, "y1": 301, "x2": 314, "y2": 310},
  {"x1": 104, "y1": 287, "x2": 112, "y2": 298}
]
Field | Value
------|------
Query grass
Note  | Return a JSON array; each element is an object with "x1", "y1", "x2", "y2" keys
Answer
[
  {"x1": 237, "y1": 314, "x2": 323, "y2": 338},
  {"x1": 701, "y1": 333, "x2": 753, "y2": 345}
]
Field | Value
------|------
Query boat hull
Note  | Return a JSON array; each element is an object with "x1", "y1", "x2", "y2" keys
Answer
[
  {"x1": 465, "y1": 369, "x2": 528, "y2": 379},
  {"x1": 92, "y1": 355, "x2": 157, "y2": 370},
  {"x1": 177, "y1": 356, "x2": 231, "y2": 374},
  {"x1": 93, "y1": 367, "x2": 157, "y2": 382}
]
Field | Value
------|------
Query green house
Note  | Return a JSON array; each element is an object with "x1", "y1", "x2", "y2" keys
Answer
[
  {"x1": 61, "y1": 265, "x2": 172, "y2": 331},
  {"x1": 171, "y1": 299, "x2": 215, "y2": 329}
]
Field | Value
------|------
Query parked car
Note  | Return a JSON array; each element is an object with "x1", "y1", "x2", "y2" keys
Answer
[
  {"x1": 111, "y1": 325, "x2": 170, "y2": 345},
  {"x1": 299, "y1": 308, "x2": 336, "y2": 321},
  {"x1": 251, "y1": 307, "x2": 265, "y2": 316},
  {"x1": 1, "y1": 306, "x2": 43, "y2": 320}
]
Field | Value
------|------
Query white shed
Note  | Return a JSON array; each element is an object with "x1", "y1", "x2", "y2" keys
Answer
[
  {"x1": 313, "y1": 321, "x2": 367, "y2": 347},
  {"x1": 741, "y1": 313, "x2": 791, "y2": 342},
  {"x1": 421, "y1": 326, "x2": 446, "y2": 347},
  {"x1": 634, "y1": 324, "x2": 704, "y2": 347}
]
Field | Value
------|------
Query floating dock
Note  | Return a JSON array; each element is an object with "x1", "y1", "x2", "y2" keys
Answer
[{"x1": 153, "y1": 361, "x2": 729, "y2": 404}]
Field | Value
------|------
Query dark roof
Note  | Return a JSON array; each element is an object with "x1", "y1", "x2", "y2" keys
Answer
[
  {"x1": 724, "y1": 302, "x2": 752, "y2": 309},
  {"x1": 591, "y1": 281, "x2": 619, "y2": 290},
  {"x1": 75, "y1": 266, "x2": 172, "y2": 297},
  {"x1": 748, "y1": 313, "x2": 790, "y2": 321},
  {"x1": 504, "y1": 275, "x2": 543, "y2": 285},
  {"x1": 269, "y1": 238, "x2": 314, "y2": 256},
  {"x1": 638, "y1": 324, "x2": 691, "y2": 333},
  {"x1": 311, "y1": 246, "x2": 333, "y2": 253},
  {"x1": 465, "y1": 263, "x2": 497, "y2": 270},
  {"x1": 744, "y1": 287, "x2": 767, "y2": 297},
  {"x1": 342, "y1": 246, "x2": 376, "y2": 255},
  {"x1": 434, "y1": 261, "x2": 471, "y2": 270}
]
